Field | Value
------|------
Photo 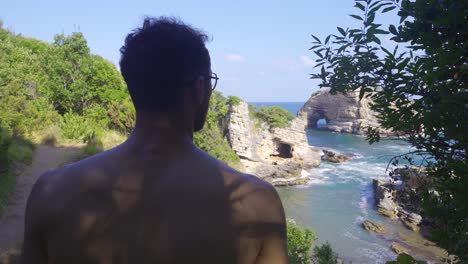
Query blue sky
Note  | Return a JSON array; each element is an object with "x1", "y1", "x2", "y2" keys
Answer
[{"x1": 2, "y1": 0, "x2": 397, "y2": 102}]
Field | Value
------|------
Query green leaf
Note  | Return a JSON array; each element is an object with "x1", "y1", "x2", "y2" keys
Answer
[
  {"x1": 382, "y1": 6, "x2": 396, "y2": 13},
  {"x1": 355, "y1": 2, "x2": 365, "y2": 11},
  {"x1": 381, "y1": 47, "x2": 392, "y2": 57},
  {"x1": 350, "y1": 14, "x2": 363, "y2": 21},
  {"x1": 373, "y1": 37, "x2": 381, "y2": 45},
  {"x1": 309, "y1": 44, "x2": 321, "y2": 50},
  {"x1": 325, "y1": 35, "x2": 331, "y2": 45},
  {"x1": 311, "y1": 34, "x2": 321, "y2": 44},
  {"x1": 374, "y1": 29, "x2": 389, "y2": 35},
  {"x1": 389, "y1": 25, "x2": 398, "y2": 35},
  {"x1": 314, "y1": 62, "x2": 325, "y2": 68},
  {"x1": 367, "y1": 13, "x2": 375, "y2": 24},
  {"x1": 321, "y1": 65, "x2": 326, "y2": 76},
  {"x1": 337, "y1": 27, "x2": 346, "y2": 36},
  {"x1": 314, "y1": 51, "x2": 324, "y2": 59}
]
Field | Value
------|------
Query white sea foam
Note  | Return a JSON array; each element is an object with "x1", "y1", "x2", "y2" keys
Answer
[
  {"x1": 355, "y1": 247, "x2": 395, "y2": 264},
  {"x1": 343, "y1": 230, "x2": 360, "y2": 240},
  {"x1": 354, "y1": 216, "x2": 365, "y2": 224}
]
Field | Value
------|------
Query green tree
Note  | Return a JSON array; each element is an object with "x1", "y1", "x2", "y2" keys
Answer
[
  {"x1": 255, "y1": 106, "x2": 295, "y2": 128},
  {"x1": 386, "y1": 254, "x2": 427, "y2": 264},
  {"x1": 309, "y1": 0, "x2": 467, "y2": 259},
  {"x1": 193, "y1": 91, "x2": 239, "y2": 166},
  {"x1": 312, "y1": 242, "x2": 338, "y2": 264},
  {"x1": 287, "y1": 220, "x2": 318, "y2": 264}
]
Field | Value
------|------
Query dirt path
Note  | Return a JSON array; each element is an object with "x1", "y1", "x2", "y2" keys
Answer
[{"x1": 0, "y1": 145, "x2": 81, "y2": 251}]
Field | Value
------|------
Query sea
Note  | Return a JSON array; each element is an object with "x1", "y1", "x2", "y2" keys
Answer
[{"x1": 251, "y1": 102, "x2": 419, "y2": 264}]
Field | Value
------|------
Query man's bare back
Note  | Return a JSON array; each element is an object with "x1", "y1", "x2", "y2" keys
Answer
[
  {"x1": 21, "y1": 139, "x2": 287, "y2": 264},
  {"x1": 20, "y1": 17, "x2": 288, "y2": 264}
]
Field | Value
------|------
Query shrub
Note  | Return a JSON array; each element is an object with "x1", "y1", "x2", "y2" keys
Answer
[
  {"x1": 39, "y1": 126, "x2": 61, "y2": 146},
  {"x1": 248, "y1": 104, "x2": 256, "y2": 120},
  {"x1": 59, "y1": 112, "x2": 94, "y2": 141},
  {"x1": 19, "y1": 98, "x2": 61, "y2": 136},
  {"x1": 0, "y1": 128, "x2": 13, "y2": 169},
  {"x1": 287, "y1": 219, "x2": 317, "y2": 264},
  {"x1": 227, "y1": 95, "x2": 242, "y2": 106},
  {"x1": 7, "y1": 138, "x2": 34, "y2": 164},
  {"x1": 106, "y1": 98, "x2": 136, "y2": 134},
  {"x1": 0, "y1": 168, "x2": 15, "y2": 213},
  {"x1": 312, "y1": 241, "x2": 338, "y2": 264},
  {"x1": 386, "y1": 254, "x2": 427, "y2": 264},
  {"x1": 82, "y1": 136, "x2": 104, "y2": 157},
  {"x1": 0, "y1": 129, "x2": 34, "y2": 213},
  {"x1": 255, "y1": 106, "x2": 295, "y2": 128},
  {"x1": 193, "y1": 123, "x2": 240, "y2": 167}
]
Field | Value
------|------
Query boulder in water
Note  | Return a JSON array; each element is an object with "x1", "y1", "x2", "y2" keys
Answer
[
  {"x1": 362, "y1": 220, "x2": 386, "y2": 234},
  {"x1": 391, "y1": 242, "x2": 409, "y2": 255},
  {"x1": 373, "y1": 179, "x2": 399, "y2": 219},
  {"x1": 321, "y1": 149, "x2": 351, "y2": 163},
  {"x1": 398, "y1": 209, "x2": 422, "y2": 232}
]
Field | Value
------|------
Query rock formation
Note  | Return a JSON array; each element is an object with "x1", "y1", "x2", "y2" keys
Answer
[
  {"x1": 373, "y1": 179, "x2": 423, "y2": 231},
  {"x1": 225, "y1": 101, "x2": 321, "y2": 186},
  {"x1": 391, "y1": 242, "x2": 409, "y2": 255},
  {"x1": 297, "y1": 88, "x2": 394, "y2": 135},
  {"x1": 321, "y1": 149, "x2": 351, "y2": 163},
  {"x1": 373, "y1": 179, "x2": 399, "y2": 219},
  {"x1": 362, "y1": 220, "x2": 386, "y2": 234}
]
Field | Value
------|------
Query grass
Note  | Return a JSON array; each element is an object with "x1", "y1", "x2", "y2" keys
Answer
[
  {"x1": 0, "y1": 137, "x2": 35, "y2": 214},
  {"x1": 7, "y1": 138, "x2": 34, "y2": 164},
  {"x1": 0, "y1": 168, "x2": 16, "y2": 214},
  {"x1": 80, "y1": 130, "x2": 127, "y2": 159}
]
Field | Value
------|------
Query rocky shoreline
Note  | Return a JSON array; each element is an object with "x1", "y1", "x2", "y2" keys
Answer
[
  {"x1": 223, "y1": 89, "x2": 383, "y2": 186},
  {"x1": 367, "y1": 168, "x2": 456, "y2": 263}
]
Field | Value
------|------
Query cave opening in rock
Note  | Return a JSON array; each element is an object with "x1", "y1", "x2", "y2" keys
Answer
[
  {"x1": 316, "y1": 118, "x2": 327, "y2": 128},
  {"x1": 275, "y1": 142, "x2": 293, "y2": 158}
]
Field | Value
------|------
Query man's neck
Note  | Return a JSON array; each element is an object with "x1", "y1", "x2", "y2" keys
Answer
[{"x1": 125, "y1": 113, "x2": 195, "y2": 154}]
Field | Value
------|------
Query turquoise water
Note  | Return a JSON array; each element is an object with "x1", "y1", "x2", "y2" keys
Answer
[
  {"x1": 253, "y1": 102, "x2": 418, "y2": 263},
  {"x1": 279, "y1": 129, "x2": 416, "y2": 263}
]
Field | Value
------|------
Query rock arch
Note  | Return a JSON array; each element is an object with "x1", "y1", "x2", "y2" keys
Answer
[{"x1": 298, "y1": 89, "x2": 392, "y2": 135}]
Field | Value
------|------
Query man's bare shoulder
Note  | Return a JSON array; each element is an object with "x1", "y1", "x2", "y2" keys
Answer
[
  {"x1": 29, "y1": 148, "x2": 118, "y2": 214},
  {"x1": 218, "y1": 163, "x2": 285, "y2": 224}
]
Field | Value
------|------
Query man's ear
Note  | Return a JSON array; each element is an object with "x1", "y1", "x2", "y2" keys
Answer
[{"x1": 193, "y1": 76, "x2": 206, "y2": 105}]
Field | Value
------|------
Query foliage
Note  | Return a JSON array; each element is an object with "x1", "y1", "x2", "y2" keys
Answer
[
  {"x1": 248, "y1": 104, "x2": 257, "y2": 120},
  {"x1": 7, "y1": 138, "x2": 34, "y2": 164},
  {"x1": 193, "y1": 91, "x2": 240, "y2": 166},
  {"x1": 386, "y1": 254, "x2": 427, "y2": 264},
  {"x1": 309, "y1": 0, "x2": 467, "y2": 258},
  {"x1": 106, "y1": 97, "x2": 136, "y2": 134},
  {"x1": 82, "y1": 136, "x2": 104, "y2": 157},
  {"x1": 0, "y1": 127, "x2": 34, "y2": 213},
  {"x1": 312, "y1": 242, "x2": 338, "y2": 264},
  {"x1": 255, "y1": 106, "x2": 295, "y2": 128},
  {"x1": 59, "y1": 112, "x2": 94, "y2": 141},
  {"x1": 227, "y1": 95, "x2": 242, "y2": 106},
  {"x1": 0, "y1": 27, "x2": 133, "y2": 142},
  {"x1": 287, "y1": 219, "x2": 318, "y2": 264}
]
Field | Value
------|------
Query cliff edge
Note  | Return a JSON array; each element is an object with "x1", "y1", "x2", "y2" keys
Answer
[{"x1": 224, "y1": 102, "x2": 321, "y2": 186}]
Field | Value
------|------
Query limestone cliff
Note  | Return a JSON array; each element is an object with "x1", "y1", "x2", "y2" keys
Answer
[
  {"x1": 224, "y1": 102, "x2": 321, "y2": 186},
  {"x1": 298, "y1": 88, "x2": 393, "y2": 135}
]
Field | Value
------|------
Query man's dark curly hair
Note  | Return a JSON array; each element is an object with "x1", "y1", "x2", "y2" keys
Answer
[{"x1": 120, "y1": 17, "x2": 211, "y2": 112}]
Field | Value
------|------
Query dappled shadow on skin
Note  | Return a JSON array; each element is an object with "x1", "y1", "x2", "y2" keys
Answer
[{"x1": 37, "y1": 148, "x2": 285, "y2": 264}]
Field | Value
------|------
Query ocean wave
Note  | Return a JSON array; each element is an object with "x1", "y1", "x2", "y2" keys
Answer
[
  {"x1": 343, "y1": 230, "x2": 360, "y2": 240},
  {"x1": 355, "y1": 246, "x2": 396, "y2": 264}
]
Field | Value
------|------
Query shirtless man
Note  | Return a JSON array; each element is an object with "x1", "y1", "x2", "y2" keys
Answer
[{"x1": 20, "y1": 17, "x2": 288, "y2": 264}]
